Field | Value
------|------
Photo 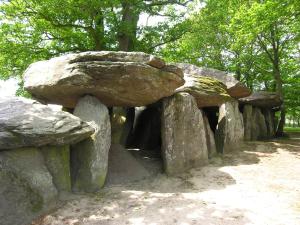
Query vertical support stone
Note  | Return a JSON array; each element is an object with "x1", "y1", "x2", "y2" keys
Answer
[
  {"x1": 203, "y1": 114, "x2": 217, "y2": 158},
  {"x1": 243, "y1": 104, "x2": 253, "y2": 141},
  {"x1": 215, "y1": 100, "x2": 244, "y2": 153},
  {"x1": 40, "y1": 145, "x2": 71, "y2": 193},
  {"x1": 161, "y1": 93, "x2": 208, "y2": 175},
  {"x1": 262, "y1": 109, "x2": 275, "y2": 138},
  {"x1": 71, "y1": 95, "x2": 111, "y2": 193}
]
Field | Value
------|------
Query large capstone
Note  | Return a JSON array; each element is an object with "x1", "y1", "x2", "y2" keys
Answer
[
  {"x1": 176, "y1": 73, "x2": 232, "y2": 107},
  {"x1": 215, "y1": 100, "x2": 244, "y2": 153},
  {"x1": 0, "y1": 148, "x2": 58, "y2": 225},
  {"x1": 71, "y1": 96, "x2": 111, "y2": 193},
  {"x1": 176, "y1": 63, "x2": 251, "y2": 98},
  {"x1": 239, "y1": 91, "x2": 282, "y2": 108},
  {"x1": 24, "y1": 51, "x2": 184, "y2": 108},
  {"x1": 161, "y1": 93, "x2": 208, "y2": 175},
  {"x1": 0, "y1": 97, "x2": 94, "y2": 150}
]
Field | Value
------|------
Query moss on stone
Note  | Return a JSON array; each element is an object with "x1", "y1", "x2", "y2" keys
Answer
[{"x1": 40, "y1": 145, "x2": 71, "y2": 192}]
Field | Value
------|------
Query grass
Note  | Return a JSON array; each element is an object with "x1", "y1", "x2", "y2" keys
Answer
[{"x1": 284, "y1": 127, "x2": 300, "y2": 132}]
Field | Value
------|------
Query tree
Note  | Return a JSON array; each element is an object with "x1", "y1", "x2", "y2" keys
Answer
[
  {"x1": 0, "y1": 0, "x2": 192, "y2": 80},
  {"x1": 161, "y1": 0, "x2": 300, "y2": 134}
]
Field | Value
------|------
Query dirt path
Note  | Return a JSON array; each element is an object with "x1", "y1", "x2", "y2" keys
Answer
[{"x1": 33, "y1": 133, "x2": 300, "y2": 225}]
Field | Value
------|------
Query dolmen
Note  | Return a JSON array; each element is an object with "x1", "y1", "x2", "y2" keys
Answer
[{"x1": 0, "y1": 51, "x2": 282, "y2": 225}]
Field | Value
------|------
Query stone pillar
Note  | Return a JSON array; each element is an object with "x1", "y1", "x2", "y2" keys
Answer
[
  {"x1": 252, "y1": 107, "x2": 268, "y2": 140},
  {"x1": 242, "y1": 104, "x2": 253, "y2": 141},
  {"x1": 215, "y1": 100, "x2": 244, "y2": 153},
  {"x1": 161, "y1": 93, "x2": 208, "y2": 175},
  {"x1": 203, "y1": 114, "x2": 217, "y2": 158},
  {"x1": 41, "y1": 145, "x2": 71, "y2": 193},
  {"x1": 71, "y1": 96, "x2": 111, "y2": 192},
  {"x1": 262, "y1": 109, "x2": 275, "y2": 138}
]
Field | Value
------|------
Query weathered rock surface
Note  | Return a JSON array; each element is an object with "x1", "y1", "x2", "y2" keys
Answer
[
  {"x1": 242, "y1": 105, "x2": 271, "y2": 141},
  {"x1": 41, "y1": 145, "x2": 71, "y2": 192},
  {"x1": 0, "y1": 148, "x2": 58, "y2": 225},
  {"x1": 262, "y1": 109, "x2": 276, "y2": 138},
  {"x1": 176, "y1": 73, "x2": 232, "y2": 107},
  {"x1": 161, "y1": 93, "x2": 208, "y2": 175},
  {"x1": 239, "y1": 91, "x2": 282, "y2": 108},
  {"x1": 176, "y1": 63, "x2": 251, "y2": 98},
  {"x1": 203, "y1": 114, "x2": 217, "y2": 158},
  {"x1": 243, "y1": 104, "x2": 253, "y2": 141},
  {"x1": 24, "y1": 51, "x2": 184, "y2": 108},
  {"x1": 0, "y1": 97, "x2": 94, "y2": 150},
  {"x1": 106, "y1": 144, "x2": 151, "y2": 186},
  {"x1": 215, "y1": 100, "x2": 244, "y2": 153},
  {"x1": 71, "y1": 96, "x2": 111, "y2": 193}
]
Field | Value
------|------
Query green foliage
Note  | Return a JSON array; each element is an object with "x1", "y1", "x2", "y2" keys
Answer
[{"x1": 0, "y1": 0, "x2": 191, "y2": 80}]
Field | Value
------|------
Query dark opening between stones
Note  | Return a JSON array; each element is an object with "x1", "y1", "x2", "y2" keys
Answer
[
  {"x1": 106, "y1": 103, "x2": 163, "y2": 186},
  {"x1": 202, "y1": 106, "x2": 219, "y2": 133}
]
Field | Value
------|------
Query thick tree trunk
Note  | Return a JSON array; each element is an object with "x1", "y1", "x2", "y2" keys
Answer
[{"x1": 118, "y1": 1, "x2": 139, "y2": 51}]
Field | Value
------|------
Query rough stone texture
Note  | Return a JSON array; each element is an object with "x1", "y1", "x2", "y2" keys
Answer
[
  {"x1": 24, "y1": 51, "x2": 184, "y2": 108},
  {"x1": 215, "y1": 100, "x2": 244, "y2": 153},
  {"x1": 252, "y1": 107, "x2": 268, "y2": 140},
  {"x1": 0, "y1": 97, "x2": 94, "y2": 150},
  {"x1": 176, "y1": 63, "x2": 251, "y2": 98},
  {"x1": 161, "y1": 93, "x2": 208, "y2": 175},
  {"x1": 203, "y1": 114, "x2": 217, "y2": 158},
  {"x1": 242, "y1": 105, "x2": 271, "y2": 141},
  {"x1": 71, "y1": 96, "x2": 111, "y2": 193},
  {"x1": 239, "y1": 91, "x2": 283, "y2": 108},
  {"x1": 106, "y1": 144, "x2": 151, "y2": 186},
  {"x1": 263, "y1": 109, "x2": 276, "y2": 138},
  {"x1": 242, "y1": 104, "x2": 253, "y2": 141},
  {"x1": 41, "y1": 145, "x2": 71, "y2": 193},
  {"x1": 176, "y1": 73, "x2": 232, "y2": 107},
  {"x1": 0, "y1": 148, "x2": 58, "y2": 225},
  {"x1": 111, "y1": 107, "x2": 135, "y2": 146}
]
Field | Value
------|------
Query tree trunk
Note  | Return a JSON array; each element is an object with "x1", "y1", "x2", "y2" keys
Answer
[{"x1": 118, "y1": 1, "x2": 140, "y2": 51}]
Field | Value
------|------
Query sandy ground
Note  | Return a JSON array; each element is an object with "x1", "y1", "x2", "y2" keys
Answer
[{"x1": 32, "y1": 133, "x2": 300, "y2": 225}]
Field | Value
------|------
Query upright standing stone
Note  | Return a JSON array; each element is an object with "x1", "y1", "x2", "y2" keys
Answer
[
  {"x1": 0, "y1": 148, "x2": 58, "y2": 225},
  {"x1": 252, "y1": 107, "x2": 268, "y2": 140},
  {"x1": 243, "y1": 104, "x2": 253, "y2": 141},
  {"x1": 71, "y1": 96, "x2": 111, "y2": 192},
  {"x1": 262, "y1": 109, "x2": 275, "y2": 138},
  {"x1": 41, "y1": 145, "x2": 71, "y2": 193},
  {"x1": 161, "y1": 93, "x2": 208, "y2": 175},
  {"x1": 203, "y1": 114, "x2": 217, "y2": 158},
  {"x1": 215, "y1": 100, "x2": 244, "y2": 153}
]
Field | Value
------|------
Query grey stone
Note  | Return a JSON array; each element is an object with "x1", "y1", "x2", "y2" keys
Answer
[
  {"x1": 239, "y1": 91, "x2": 282, "y2": 108},
  {"x1": 215, "y1": 100, "x2": 244, "y2": 153},
  {"x1": 161, "y1": 93, "x2": 208, "y2": 175},
  {"x1": 242, "y1": 105, "x2": 272, "y2": 141},
  {"x1": 176, "y1": 73, "x2": 232, "y2": 107},
  {"x1": 0, "y1": 97, "x2": 94, "y2": 150},
  {"x1": 252, "y1": 107, "x2": 268, "y2": 140},
  {"x1": 40, "y1": 145, "x2": 71, "y2": 193},
  {"x1": 242, "y1": 104, "x2": 253, "y2": 141},
  {"x1": 24, "y1": 51, "x2": 184, "y2": 108},
  {"x1": 176, "y1": 63, "x2": 251, "y2": 98},
  {"x1": 203, "y1": 114, "x2": 217, "y2": 158},
  {"x1": 263, "y1": 109, "x2": 275, "y2": 138},
  {"x1": 0, "y1": 148, "x2": 58, "y2": 225},
  {"x1": 71, "y1": 96, "x2": 111, "y2": 193}
]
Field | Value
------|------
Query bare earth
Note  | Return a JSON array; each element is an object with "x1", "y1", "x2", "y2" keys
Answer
[{"x1": 33, "y1": 133, "x2": 300, "y2": 225}]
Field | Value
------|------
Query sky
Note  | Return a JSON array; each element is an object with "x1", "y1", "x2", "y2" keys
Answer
[{"x1": 0, "y1": 78, "x2": 18, "y2": 97}]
